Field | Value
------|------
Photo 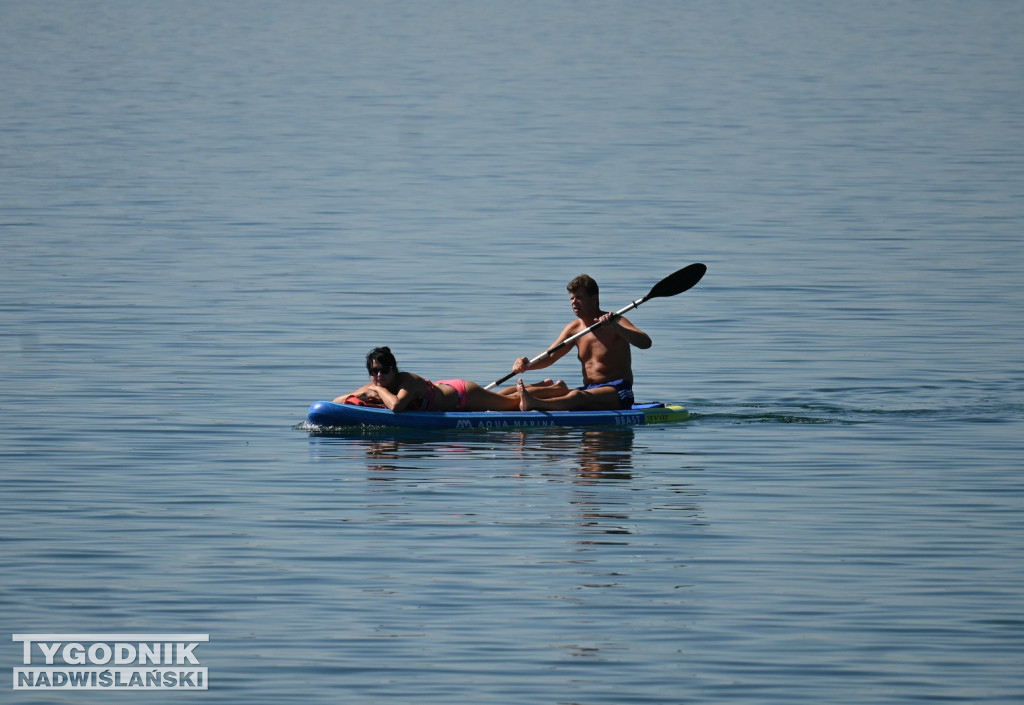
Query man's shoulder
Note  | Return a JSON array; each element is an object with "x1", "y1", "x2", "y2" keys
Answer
[{"x1": 565, "y1": 318, "x2": 588, "y2": 337}]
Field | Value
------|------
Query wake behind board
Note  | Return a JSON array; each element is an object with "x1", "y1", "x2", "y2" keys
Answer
[{"x1": 305, "y1": 400, "x2": 689, "y2": 431}]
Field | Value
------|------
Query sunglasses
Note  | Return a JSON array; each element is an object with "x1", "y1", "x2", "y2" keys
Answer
[{"x1": 367, "y1": 365, "x2": 392, "y2": 376}]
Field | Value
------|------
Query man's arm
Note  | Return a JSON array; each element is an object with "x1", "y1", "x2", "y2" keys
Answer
[
  {"x1": 600, "y1": 314, "x2": 652, "y2": 349},
  {"x1": 513, "y1": 320, "x2": 581, "y2": 373}
]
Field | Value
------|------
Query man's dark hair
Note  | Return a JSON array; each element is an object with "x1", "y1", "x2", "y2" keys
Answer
[{"x1": 566, "y1": 274, "x2": 599, "y2": 297}]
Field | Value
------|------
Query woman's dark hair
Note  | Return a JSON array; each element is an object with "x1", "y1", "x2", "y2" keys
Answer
[{"x1": 366, "y1": 346, "x2": 398, "y2": 372}]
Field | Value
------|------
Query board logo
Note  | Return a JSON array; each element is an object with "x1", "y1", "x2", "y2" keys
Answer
[{"x1": 12, "y1": 634, "x2": 209, "y2": 690}]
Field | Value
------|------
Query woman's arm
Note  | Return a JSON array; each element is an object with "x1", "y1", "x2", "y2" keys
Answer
[
  {"x1": 374, "y1": 373, "x2": 423, "y2": 412},
  {"x1": 333, "y1": 382, "x2": 378, "y2": 403}
]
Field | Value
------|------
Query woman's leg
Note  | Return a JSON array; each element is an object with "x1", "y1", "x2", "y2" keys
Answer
[{"x1": 464, "y1": 381, "x2": 523, "y2": 411}]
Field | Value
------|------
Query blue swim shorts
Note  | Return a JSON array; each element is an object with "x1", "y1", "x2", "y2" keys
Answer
[{"x1": 578, "y1": 378, "x2": 634, "y2": 409}]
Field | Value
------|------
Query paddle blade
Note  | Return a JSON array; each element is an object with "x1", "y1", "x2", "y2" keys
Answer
[{"x1": 646, "y1": 263, "x2": 707, "y2": 300}]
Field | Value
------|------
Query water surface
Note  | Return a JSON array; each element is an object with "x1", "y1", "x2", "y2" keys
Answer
[{"x1": 2, "y1": 1, "x2": 1022, "y2": 703}]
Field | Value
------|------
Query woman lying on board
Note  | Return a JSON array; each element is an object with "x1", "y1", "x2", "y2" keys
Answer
[{"x1": 335, "y1": 346, "x2": 568, "y2": 412}]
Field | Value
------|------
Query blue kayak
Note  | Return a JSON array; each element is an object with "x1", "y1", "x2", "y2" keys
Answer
[{"x1": 305, "y1": 400, "x2": 689, "y2": 430}]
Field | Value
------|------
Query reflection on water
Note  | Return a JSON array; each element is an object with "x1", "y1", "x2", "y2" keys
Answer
[
  {"x1": 309, "y1": 426, "x2": 641, "y2": 481},
  {"x1": 308, "y1": 426, "x2": 706, "y2": 546},
  {"x1": 296, "y1": 425, "x2": 708, "y2": 703},
  {"x1": 575, "y1": 428, "x2": 635, "y2": 480},
  {"x1": 567, "y1": 429, "x2": 637, "y2": 545}
]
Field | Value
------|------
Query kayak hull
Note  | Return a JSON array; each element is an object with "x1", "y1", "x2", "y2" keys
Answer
[{"x1": 305, "y1": 401, "x2": 689, "y2": 431}]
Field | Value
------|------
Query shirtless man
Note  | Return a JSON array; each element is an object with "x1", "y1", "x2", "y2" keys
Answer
[{"x1": 513, "y1": 274, "x2": 652, "y2": 411}]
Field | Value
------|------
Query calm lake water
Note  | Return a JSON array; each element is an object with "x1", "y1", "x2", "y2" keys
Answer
[{"x1": 2, "y1": 1, "x2": 1023, "y2": 703}]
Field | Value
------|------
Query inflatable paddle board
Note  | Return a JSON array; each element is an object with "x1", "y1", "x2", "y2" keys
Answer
[{"x1": 305, "y1": 400, "x2": 689, "y2": 431}]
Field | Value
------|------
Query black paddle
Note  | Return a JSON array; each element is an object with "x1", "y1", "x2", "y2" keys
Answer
[{"x1": 484, "y1": 263, "x2": 707, "y2": 390}]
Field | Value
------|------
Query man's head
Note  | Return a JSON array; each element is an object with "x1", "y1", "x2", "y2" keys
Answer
[
  {"x1": 566, "y1": 274, "x2": 600, "y2": 317},
  {"x1": 566, "y1": 274, "x2": 599, "y2": 298}
]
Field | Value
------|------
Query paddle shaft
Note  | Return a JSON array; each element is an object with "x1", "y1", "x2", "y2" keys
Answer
[{"x1": 483, "y1": 298, "x2": 646, "y2": 390}]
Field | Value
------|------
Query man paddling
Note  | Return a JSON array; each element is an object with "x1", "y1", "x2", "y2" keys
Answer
[{"x1": 513, "y1": 274, "x2": 651, "y2": 411}]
